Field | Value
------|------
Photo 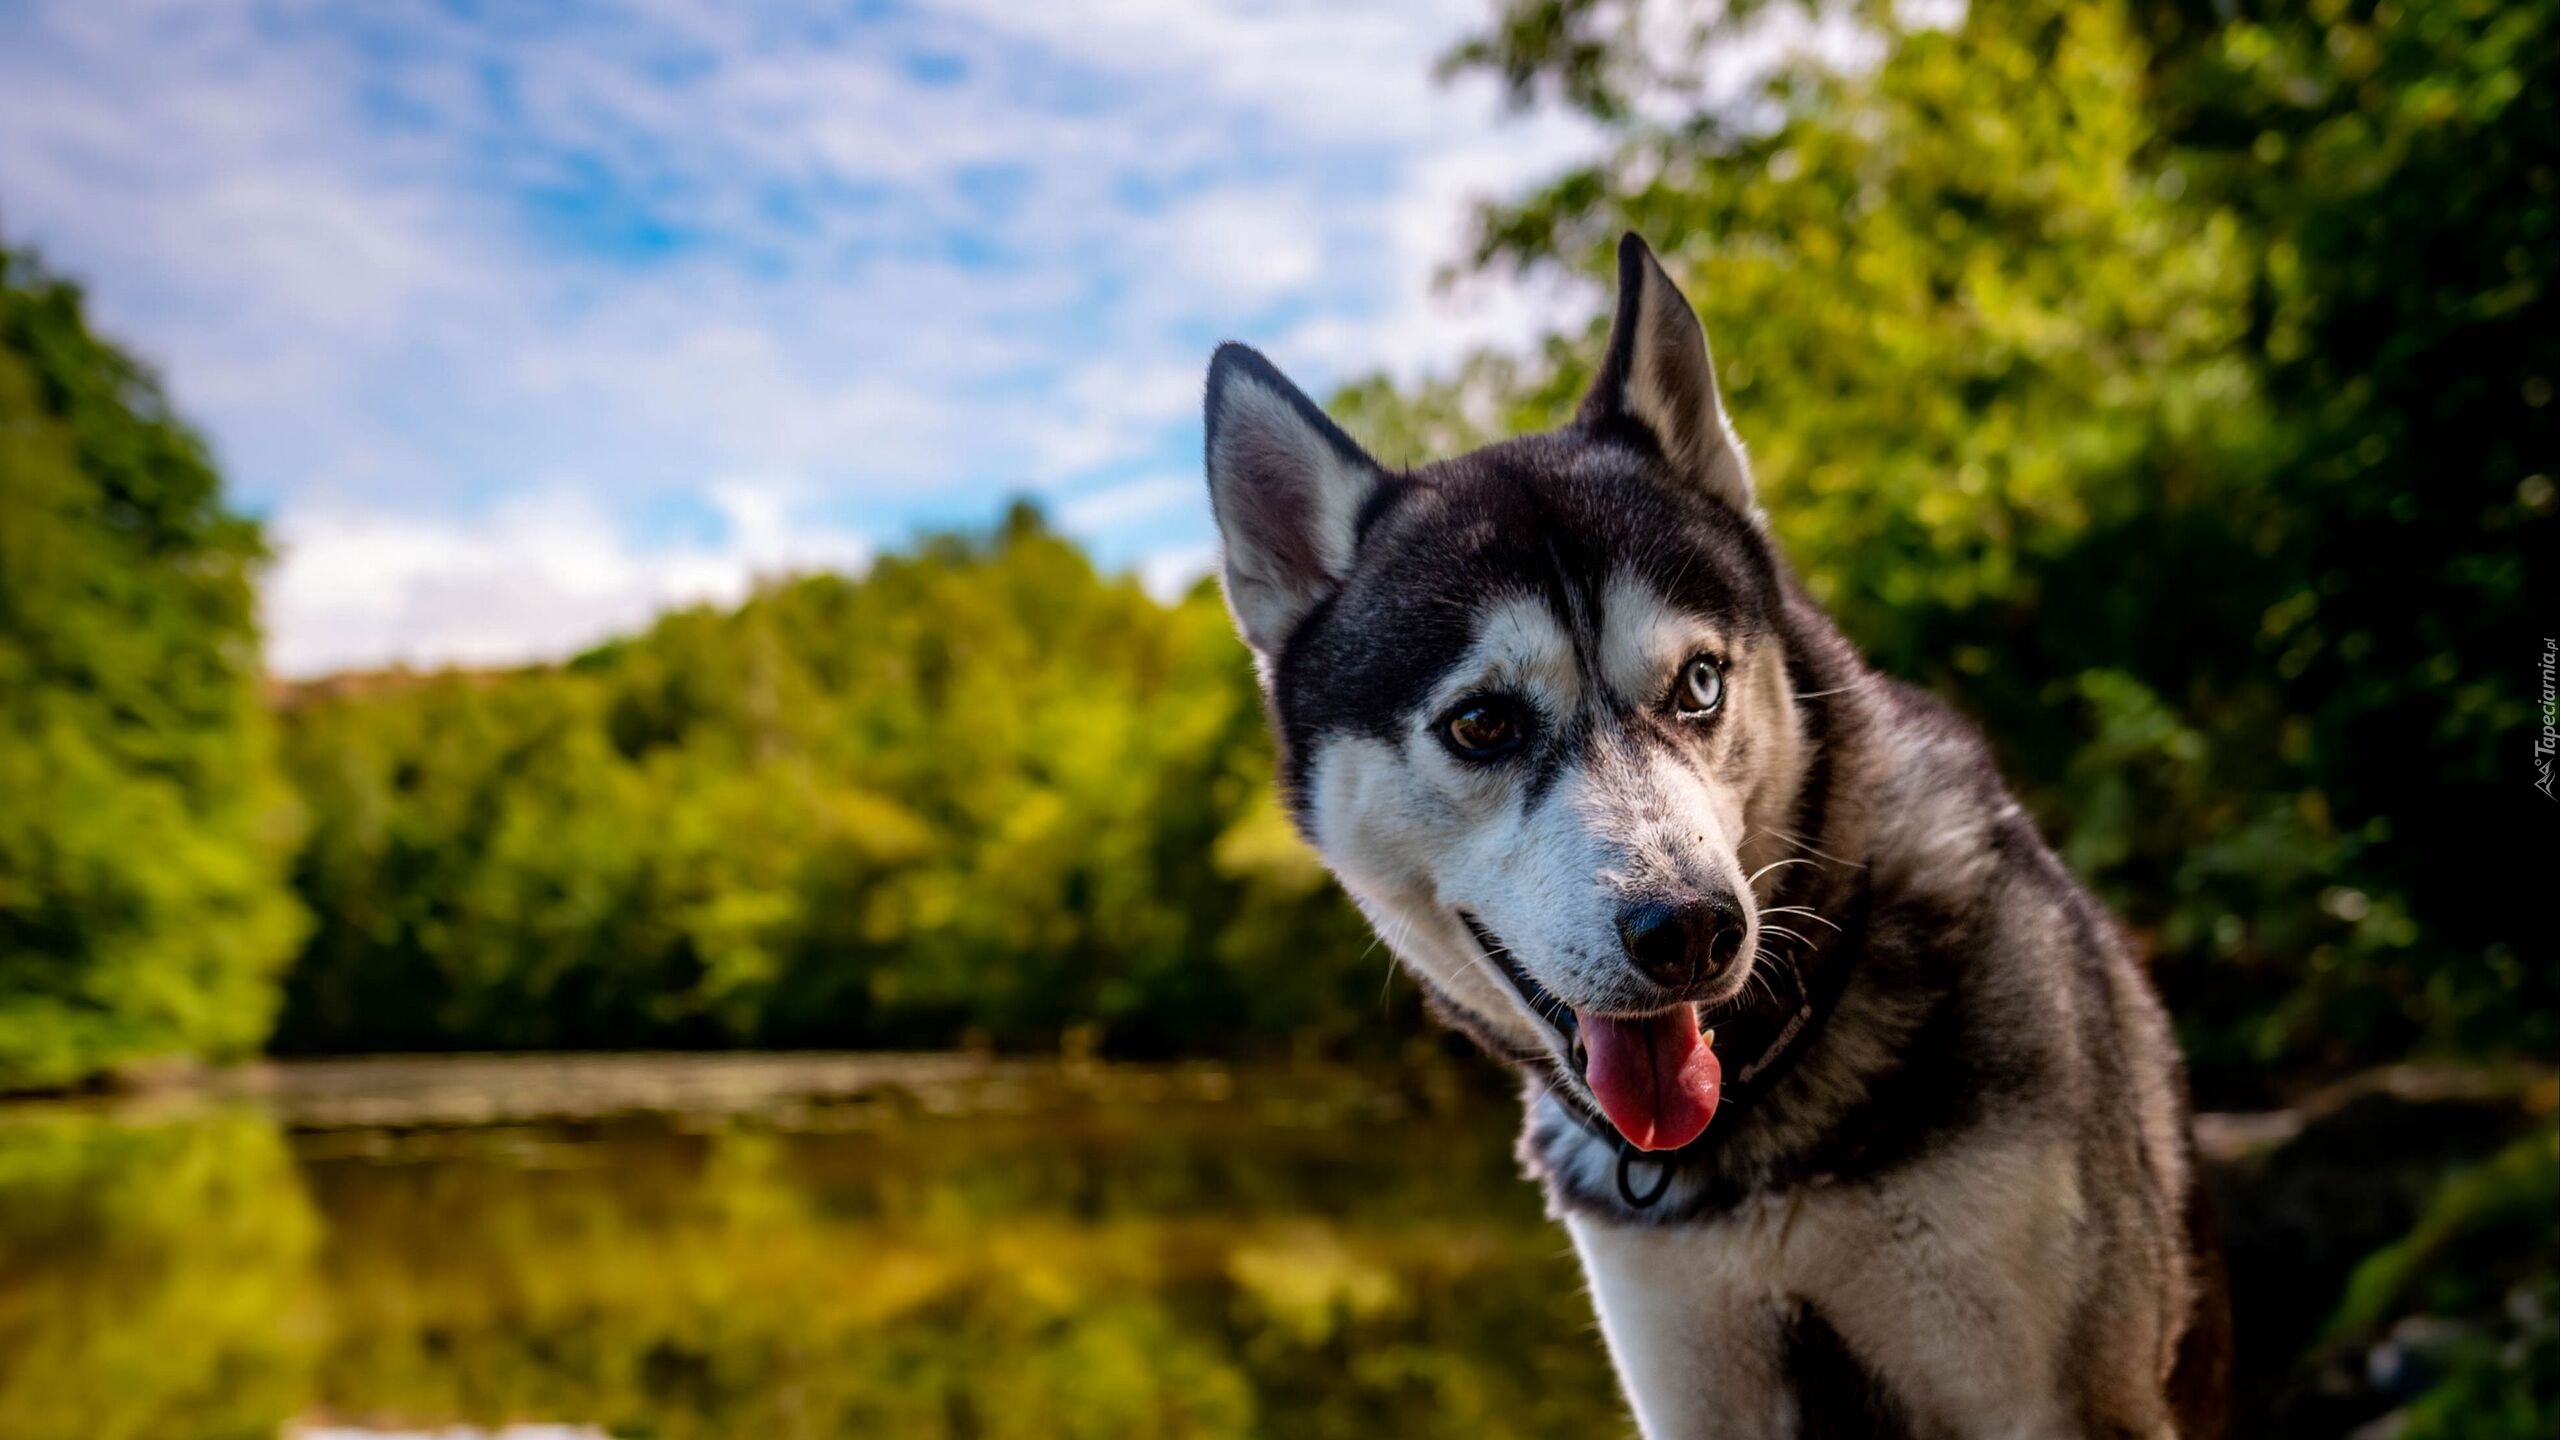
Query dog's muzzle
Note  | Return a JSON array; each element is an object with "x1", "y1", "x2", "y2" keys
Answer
[{"x1": 1458, "y1": 910, "x2": 1585, "y2": 1072}]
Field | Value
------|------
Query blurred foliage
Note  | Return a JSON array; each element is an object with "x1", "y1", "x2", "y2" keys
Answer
[
  {"x1": 2204, "y1": 1073, "x2": 2558, "y2": 1433},
  {"x1": 2326, "y1": 1121, "x2": 2559, "y2": 1436},
  {"x1": 0, "y1": 1107, "x2": 318, "y2": 1439},
  {"x1": 1339, "y1": 0, "x2": 2555, "y2": 1098},
  {"x1": 0, "y1": 248, "x2": 306, "y2": 1092},
  {"x1": 0, "y1": 1068, "x2": 1619, "y2": 1440},
  {"x1": 274, "y1": 503, "x2": 1380, "y2": 1058},
  {"x1": 2326, "y1": 1124, "x2": 2557, "y2": 1344}
]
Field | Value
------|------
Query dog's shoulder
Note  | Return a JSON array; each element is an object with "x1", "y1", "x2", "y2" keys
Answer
[{"x1": 1856, "y1": 676, "x2": 2037, "y2": 921}]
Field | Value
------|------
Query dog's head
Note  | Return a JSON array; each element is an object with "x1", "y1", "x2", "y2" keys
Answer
[{"x1": 1205, "y1": 234, "x2": 1820, "y2": 1151}]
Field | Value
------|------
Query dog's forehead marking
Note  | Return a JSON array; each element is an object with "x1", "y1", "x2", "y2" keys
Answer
[
  {"x1": 1433, "y1": 592, "x2": 1581, "y2": 714},
  {"x1": 1428, "y1": 567, "x2": 1725, "y2": 719},
  {"x1": 1598, "y1": 571, "x2": 1724, "y2": 706}
]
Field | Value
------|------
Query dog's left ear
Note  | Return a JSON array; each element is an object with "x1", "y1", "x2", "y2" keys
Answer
[
  {"x1": 1203, "y1": 343, "x2": 1390, "y2": 658},
  {"x1": 1578, "y1": 233, "x2": 1755, "y2": 513}
]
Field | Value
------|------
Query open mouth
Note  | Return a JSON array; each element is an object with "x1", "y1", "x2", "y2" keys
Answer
[{"x1": 1459, "y1": 910, "x2": 1723, "y2": 1153}]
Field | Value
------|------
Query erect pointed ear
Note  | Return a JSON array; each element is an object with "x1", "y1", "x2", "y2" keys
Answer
[
  {"x1": 1577, "y1": 233, "x2": 1754, "y2": 513},
  {"x1": 1203, "y1": 342, "x2": 1389, "y2": 657}
]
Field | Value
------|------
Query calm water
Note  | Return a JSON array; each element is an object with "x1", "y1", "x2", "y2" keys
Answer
[{"x1": 0, "y1": 1055, "x2": 1621, "y2": 1440}]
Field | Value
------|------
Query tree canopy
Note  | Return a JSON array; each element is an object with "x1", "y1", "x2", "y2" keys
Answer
[
  {"x1": 1340, "y1": 0, "x2": 2553, "y2": 1095},
  {"x1": 274, "y1": 506, "x2": 1382, "y2": 1060},
  {"x1": 0, "y1": 248, "x2": 305, "y2": 1091}
]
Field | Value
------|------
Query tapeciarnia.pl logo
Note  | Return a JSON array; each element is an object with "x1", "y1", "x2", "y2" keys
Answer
[{"x1": 2538, "y1": 638, "x2": 2557, "y2": 800}]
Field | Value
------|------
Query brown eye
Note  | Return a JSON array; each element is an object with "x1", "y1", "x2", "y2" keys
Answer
[
  {"x1": 1441, "y1": 698, "x2": 1527, "y2": 760},
  {"x1": 1678, "y1": 656, "x2": 1725, "y2": 716}
]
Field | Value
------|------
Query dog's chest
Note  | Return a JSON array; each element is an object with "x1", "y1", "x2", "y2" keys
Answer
[
  {"x1": 1563, "y1": 1195, "x2": 1878, "y2": 1436},
  {"x1": 1566, "y1": 1185, "x2": 1835, "y2": 1316},
  {"x1": 1558, "y1": 1138, "x2": 2091, "y2": 1438}
]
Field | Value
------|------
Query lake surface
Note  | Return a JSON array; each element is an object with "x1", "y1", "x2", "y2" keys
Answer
[{"x1": 0, "y1": 1055, "x2": 1622, "y2": 1440}]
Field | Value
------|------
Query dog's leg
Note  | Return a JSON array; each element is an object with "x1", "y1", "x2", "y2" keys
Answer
[{"x1": 1566, "y1": 1213, "x2": 1796, "y2": 1439}]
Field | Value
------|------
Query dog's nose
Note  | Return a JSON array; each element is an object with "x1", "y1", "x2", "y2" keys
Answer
[{"x1": 1615, "y1": 896, "x2": 1746, "y2": 988}]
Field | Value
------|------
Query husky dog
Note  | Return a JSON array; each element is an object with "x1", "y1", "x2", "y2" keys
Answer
[{"x1": 1200, "y1": 235, "x2": 2229, "y2": 1437}]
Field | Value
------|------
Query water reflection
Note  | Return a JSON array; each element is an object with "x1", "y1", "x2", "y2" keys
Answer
[
  {"x1": 0, "y1": 1059, "x2": 1620, "y2": 1439},
  {"x1": 0, "y1": 1107, "x2": 319, "y2": 1440}
]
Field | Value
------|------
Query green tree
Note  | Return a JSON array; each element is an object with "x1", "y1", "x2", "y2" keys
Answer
[
  {"x1": 0, "y1": 245, "x2": 307, "y2": 1091},
  {"x1": 1340, "y1": 0, "x2": 2553, "y2": 1093},
  {"x1": 274, "y1": 508, "x2": 1381, "y2": 1059}
]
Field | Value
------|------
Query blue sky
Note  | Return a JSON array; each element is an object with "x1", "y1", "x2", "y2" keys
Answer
[{"x1": 0, "y1": 0, "x2": 1596, "y2": 673}]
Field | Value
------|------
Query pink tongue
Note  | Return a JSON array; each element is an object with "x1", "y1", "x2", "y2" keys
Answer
[{"x1": 1579, "y1": 1009, "x2": 1721, "y2": 1151}]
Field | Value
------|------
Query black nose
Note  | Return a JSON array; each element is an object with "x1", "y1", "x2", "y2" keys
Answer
[{"x1": 1615, "y1": 896, "x2": 1746, "y2": 988}]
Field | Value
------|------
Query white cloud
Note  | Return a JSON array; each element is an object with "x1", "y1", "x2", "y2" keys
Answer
[
  {"x1": 1136, "y1": 541, "x2": 1220, "y2": 603},
  {"x1": 1059, "y1": 475, "x2": 1202, "y2": 536},
  {"x1": 0, "y1": 0, "x2": 1601, "y2": 673},
  {"x1": 264, "y1": 481, "x2": 870, "y2": 676}
]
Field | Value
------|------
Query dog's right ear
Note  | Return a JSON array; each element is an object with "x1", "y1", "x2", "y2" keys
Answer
[
  {"x1": 1203, "y1": 343, "x2": 1388, "y2": 657},
  {"x1": 1579, "y1": 233, "x2": 1755, "y2": 515}
]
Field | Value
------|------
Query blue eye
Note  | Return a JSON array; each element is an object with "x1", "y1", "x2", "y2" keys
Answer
[
  {"x1": 1441, "y1": 697, "x2": 1527, "y2": 760},
  {"x1": 1678, "y1": 657, "x2": 1724, "y2": 716}
]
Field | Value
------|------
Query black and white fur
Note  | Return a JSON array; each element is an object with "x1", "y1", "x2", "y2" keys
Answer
[{"x1": 1202, "y1": 235, "x2": 2230, "y2": 1437}]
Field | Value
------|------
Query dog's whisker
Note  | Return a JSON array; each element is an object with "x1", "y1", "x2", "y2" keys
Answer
[
  {"x1": 1745, "y1": 967, "x2": 1783, "y2": 1013},
  {"x1": 1745, "y1": 856, "x2": 1821, "y2": 887},
  {"x1": 1756, "y1": 822, "x2": 1867, "y2": 871},
  {"x1": 1758, "y1": 905, "x2": 1842, "y2": 932},
  {"x1": 1374, "y1": 916, "x2": 1414, "y2": 1012},
  {"x1": 1454, "y1": 937, "x2": 1576, "y2": 1034},
  {"x1": 1366, "y1": 919, "x2": 1394, "y2": 956},
  {"x1": 1785, "y1": 836, "x2": 1865, "y2": 871},
  {"x1": 1456, "y1": 949, "x2": 1527, "y2": 1010}
]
